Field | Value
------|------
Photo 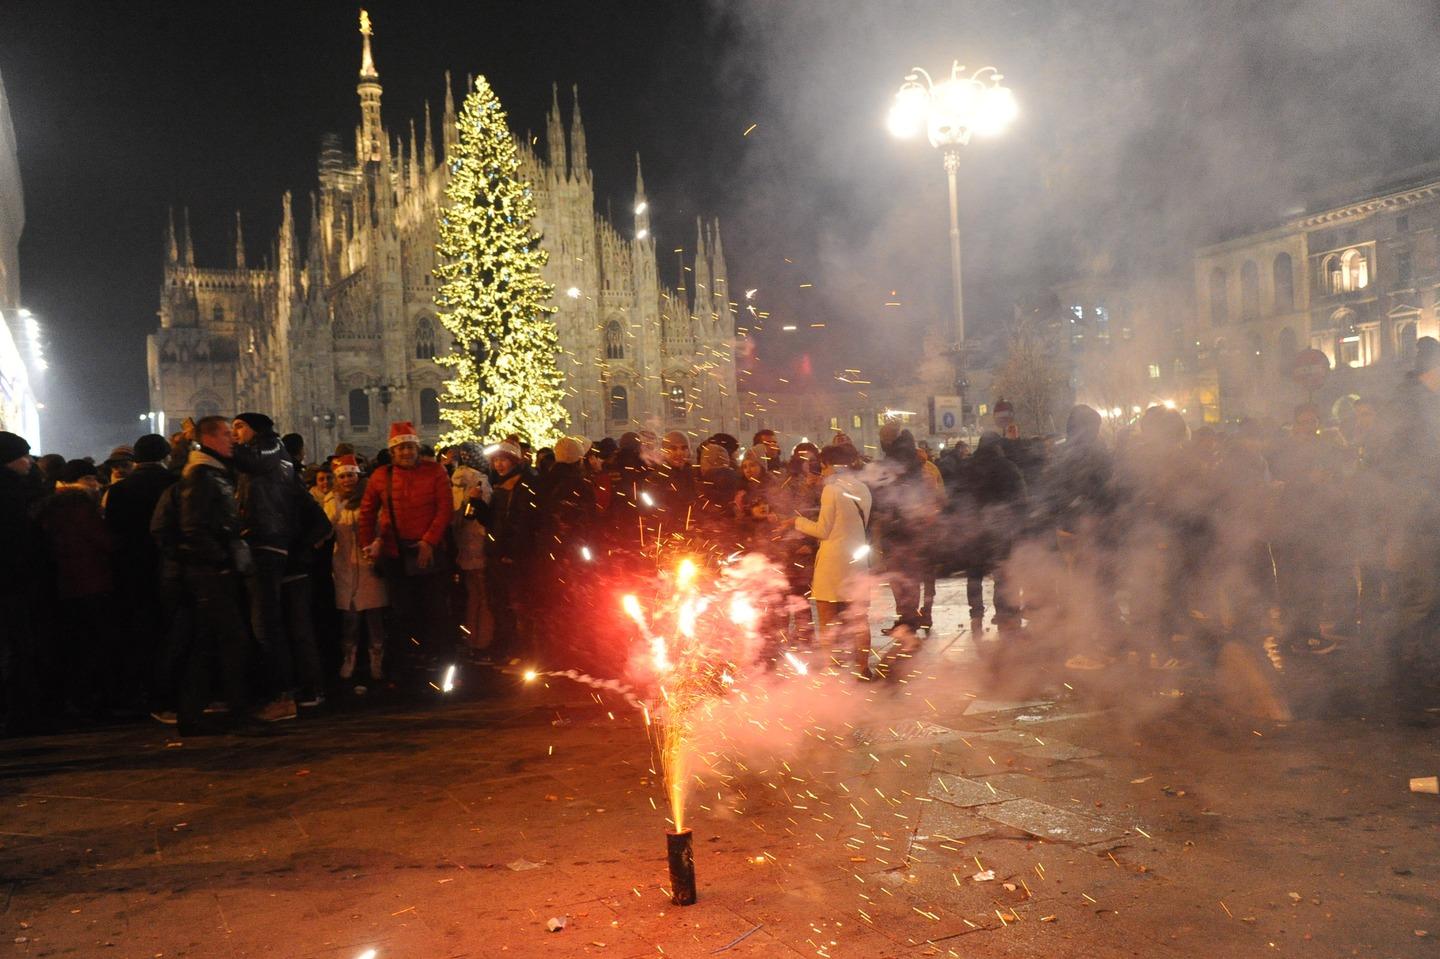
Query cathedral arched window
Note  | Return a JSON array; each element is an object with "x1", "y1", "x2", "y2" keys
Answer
[
  {"x1": 608, "y1": 385, "x2": 629, "y2": 422},
  {"x1": 605, "y1": 320, "x2": 625, "y2": 360},
  {"x1": 1273, "y1": 253, "x2": 1294, "y2": 312},
  {"x1": 419, "y1": 388, "x2": 440, "y2": 426},
  {"x1": 349, "y1": 388, "x2": 371, "y2": 430},
  {"x1": 415, "y1": 316, "x2": 437, "y2": 360}
]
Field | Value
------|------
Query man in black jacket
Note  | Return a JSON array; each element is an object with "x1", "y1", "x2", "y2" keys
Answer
[
  {"x1": 954, "y1": 432, "x2": 1027, "y2": 633},
  {"x1": 171, "y1": 416, "x2": 251, "y2": 734},
  {"x1": 232, "y1": 412, "x2": 303, "y2": 721},
  {"x1": 104, "y1": 433, "x2": 178, "y2": 711}
]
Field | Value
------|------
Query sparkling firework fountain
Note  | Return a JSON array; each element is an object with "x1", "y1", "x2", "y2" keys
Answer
[{"x1": 621, "y1": 555, "x2": 769, "y2": 905}]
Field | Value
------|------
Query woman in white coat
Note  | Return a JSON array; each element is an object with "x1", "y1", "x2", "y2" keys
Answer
[
  {"x1": 325, "y1": 455, "x2": 388, "y2": 680},
  {"x1": 787, "y1": 443, "x2": 874, "y2": 677}
]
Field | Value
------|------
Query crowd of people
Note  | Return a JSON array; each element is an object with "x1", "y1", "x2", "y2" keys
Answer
[{"x1": 2, "y1": 338, "x2": 1440, "y2": 736}]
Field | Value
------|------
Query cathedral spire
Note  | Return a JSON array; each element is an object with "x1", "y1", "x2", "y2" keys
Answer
[
  {"x1": 633, "y1": 154, "x2": 650, "y2": 240},
  {"x1": 422, "y1": 99, "x2": 436, "y2": 169},
  {"x1": 694, "y1": 217, "x2": 712, "y2": 318},
  {"x1": 710, "y1": 218, "x2": 728, "y2": 313},
  {"x1": 164, "y1": 206, "x2": 178, "y2": 265},
  {"x1": 233, "y1": 210, "x2": 246, "y2": 269},
  {"x1": 546, "y1": 82, "x2": 567, "y2": 178},
  {"x1": 181, "y1": 207, "x2": 195, "y2": 267},
  {"x1": 408, "y1": 119, "x2": 420, "y2": 194},
  {"x1": 356, "y1": 9, "x2": 383, "y2": 163},
  {"x1": 442, "y1": 71, "x2": 457, "y2": 156},
  {"x1": 568, "y1": 84, "x2": 587, "y2": 177}
]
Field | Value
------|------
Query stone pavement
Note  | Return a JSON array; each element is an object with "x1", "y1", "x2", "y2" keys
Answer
[{"x1": 2, "y1": 580, "x2": 1438, "y2": 958}]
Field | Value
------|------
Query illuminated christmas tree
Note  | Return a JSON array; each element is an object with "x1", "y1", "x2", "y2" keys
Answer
[{"x1": 434, "y1": 75, "x2": 567, "y2": 445}]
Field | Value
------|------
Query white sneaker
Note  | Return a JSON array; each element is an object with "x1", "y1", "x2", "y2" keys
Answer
[
  {"x1": 369, "y1": 647, "x2": 384, "y2": 680},
  {"x1": 340, "y1": 647, "x2": 357, "y2": 679}
]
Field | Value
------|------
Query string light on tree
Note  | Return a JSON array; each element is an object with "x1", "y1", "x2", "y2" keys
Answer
[{"x1": 433, "y1": 75, "x2": 568, "y2": 446}]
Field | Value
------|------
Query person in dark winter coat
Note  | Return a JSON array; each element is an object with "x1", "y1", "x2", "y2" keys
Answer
[
  {"x1": 33, "y1": 459, "x2": 115, "y2": 717},
  {"x1": 0, "y1": 432, "x2": 47, "y2": 733},
  {"x1": 231, "y1": 412, "x2": 305, "y2": 720},
  {"x1": 479, "y1": 442, "x2": 540, "y2": 660},
  {"x1": 951, "y1": 432, "x2": 1026, "y2": 630},
  {"x1": 103, "y1": 433, "x2": 178, "y2": 711},
  {"x1": 169, "y1": 416, "x2": 252, "y2": 733}
]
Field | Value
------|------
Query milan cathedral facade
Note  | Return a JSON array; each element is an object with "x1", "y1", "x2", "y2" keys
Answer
[{"x1": 147, "y1": 18, "x2": 739, "y2": 451}]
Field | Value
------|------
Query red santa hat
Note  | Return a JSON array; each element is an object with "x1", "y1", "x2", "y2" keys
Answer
[
  {"x1": 333, "y1": 453, "x2": 361, "y2": 475},
  {"x1": 387, "y1": 421, "x2": 420, "y2": 448}
]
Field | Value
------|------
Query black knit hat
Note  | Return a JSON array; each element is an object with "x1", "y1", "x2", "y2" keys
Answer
[
  {"x1": 235, "y1": 412, "x2": 276, "y2": 436},
  {"x1": 133, "y1": 434, "x2": 171, "y2": 463},
  {"x1": 0, "y1": 431, "x2": 30, "y2": 465}
]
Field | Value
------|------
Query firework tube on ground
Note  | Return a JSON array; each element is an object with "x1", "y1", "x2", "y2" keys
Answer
[{"x1": 667, "y1": 829, "x2": 697, "y2": 905}]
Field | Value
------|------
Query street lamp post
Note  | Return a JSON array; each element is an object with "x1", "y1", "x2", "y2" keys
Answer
[{"x1": 888, "y1": 62, "x2": 1017, "y2": 427}]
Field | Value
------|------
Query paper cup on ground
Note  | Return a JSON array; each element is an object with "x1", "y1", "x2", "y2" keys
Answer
[{"x1": 1410, "y1": 776, "x2": 1438, "y2": 794}]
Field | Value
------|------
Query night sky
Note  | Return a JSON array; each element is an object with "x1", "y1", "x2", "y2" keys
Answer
[{"x1": 5, "y1": 0, "x2": 1440, "y2": 455}]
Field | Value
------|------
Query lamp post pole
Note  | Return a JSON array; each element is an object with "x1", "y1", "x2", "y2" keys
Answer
[{"x1": 944, "y1": 148, "x2": 965, "y2": 350}]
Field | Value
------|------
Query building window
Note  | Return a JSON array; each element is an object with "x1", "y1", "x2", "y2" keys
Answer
[
  {"x1": 605, "y1": 320, "x2": 625, "y2": 360},
  {"x1": 666, "y1": 383, "x2": 687, "y2": 421},
  {"x1": 1341, "y1": 248, "x2": 1369, "y2": 291},
  {"x1": 1273, "y1": 253, "x2": 1294, "y2": 312},
  {"x1": 852, "y1": 414, "x2": 863, "y2": 430},
  {"x1": 419, "y1": 387, "x2": 440, "y2": 426},
  {"x1": 1208, "y1": 267, "x2": 1228, "y2": 326},
  {"x1": 1240, "y1": 260, "x2": 1260, "y2": 319},
  {"x1": 415, "y1": 316, "x2": 436, "y2": 360},
  {"x1": 1395, "y1": 318, "x2": 1419, "y2": 362},
  {"x1": 829, "y1": 416, "x2": 840, "y2": 431},
  {"x1": 1397, "y1": 251, "x2": 1413, "y2": 288},
  {"x1": 349, "y1": 388, "x2": 371, "y2": 430},
  {"x1": 1323, "y1": 254, "x2": 1343, "y2": 294},
  {"x1": 1397, "y1": 214, "x2": 1410, "y2": 234},
  {"x1": 608, "y1": 385, "x2": 629, "y2": 422},
  {"x1": 213, "y1": 304, "x2": 225, "y2": 326},
  {"x1": 1148, "y1": 363, "x2": 1161, "y2": 380}
]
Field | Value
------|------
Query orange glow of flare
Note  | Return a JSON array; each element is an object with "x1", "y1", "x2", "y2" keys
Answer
[
  {"x1": 622, "y1": 593, "x2": 646, "y2": 627},
  {"x1": 676, "y1": 557, "x2": 698, "y2": 590}
]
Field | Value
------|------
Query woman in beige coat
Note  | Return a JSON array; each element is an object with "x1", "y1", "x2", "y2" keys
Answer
[
  {"x1": 326, "y1": 456, "x2": 388, "y2": 680},
  {"x1": 785, "y1": 444, "x2": 874, "y2": 677}
]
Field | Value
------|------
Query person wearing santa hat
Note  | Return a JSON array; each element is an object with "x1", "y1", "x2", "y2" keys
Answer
[{"x1": 359, "y1": 422, "x2": 453, "y2": 674}]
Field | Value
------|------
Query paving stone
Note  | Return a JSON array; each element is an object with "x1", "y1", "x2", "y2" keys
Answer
[
  {"x1": 979, "y1": 797, "x2": 1128, "y2": 845},
  {"x1": 1018, "y1": 740, "x2": 1103, "y2": 761},
  {"x1": 852, "y1": 719, "x2": 960, "y2": 747},
  {"x1": 961, "y1": 698, "x2": 1054, "y2": 716},
  {"x1": 927, "y1": 773, "x2": 1015, "y2": 808}
]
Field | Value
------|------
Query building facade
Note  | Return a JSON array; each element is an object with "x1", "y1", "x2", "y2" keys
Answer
[
  {"x1": 0, "y1": 66, "x2": 41, "y2": 445},
  {"x1": 1191, "y1": 164, "x2": 1440, "y2": 421},
  {"x1": 148, "y1": 17, "x2": 739, "y2": 452}
]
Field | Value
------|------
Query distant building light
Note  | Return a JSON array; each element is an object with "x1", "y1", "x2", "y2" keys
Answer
[
  {"x1": 636, "y1": 228, "x2": 650, "y2": 240},
  {"x1": 634, "y1": 201, "x2": 648, "y2": 215},
  {"x1": 566, "y1": 286, "x2": 581, "y2": 299}
]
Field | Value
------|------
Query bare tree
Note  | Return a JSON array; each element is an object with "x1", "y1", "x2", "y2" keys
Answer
[{"x1": 992, "y1": 314, "x2": 1068, "y2": 435}]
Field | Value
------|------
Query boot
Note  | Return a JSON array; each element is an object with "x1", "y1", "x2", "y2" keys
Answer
[
  {"x1": 369, "y1": 646, "x2": 384, "y2": 680},
  {"x1": 339, "y1": 646, "x2": 357, "y2": 680}
]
